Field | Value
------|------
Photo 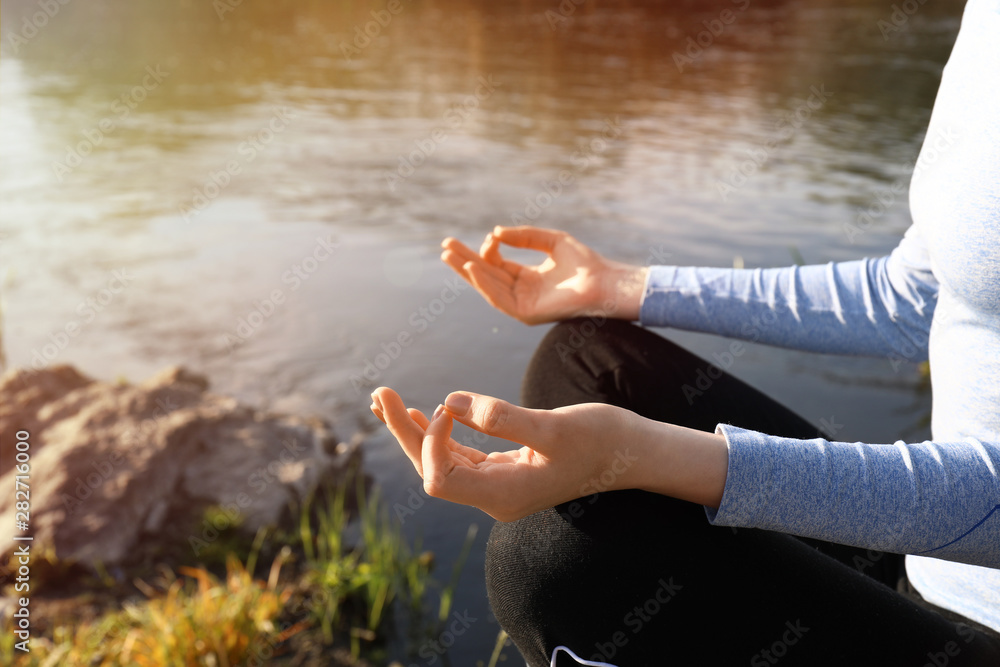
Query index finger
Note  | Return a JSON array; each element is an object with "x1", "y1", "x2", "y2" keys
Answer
[
  {"x1": 441, "y1": 238, "x2": 517, "y2": 285},
  {"x1": 491, "y1": 226, "x2": 566, "y2": 254},
  {"x1": 480, "y1": 232, "x2": 503, "y2": 266}
]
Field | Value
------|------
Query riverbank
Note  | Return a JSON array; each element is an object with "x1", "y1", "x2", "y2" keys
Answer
[{"x1": 0, "y1": 363, "x2": 495, "y2": 665}]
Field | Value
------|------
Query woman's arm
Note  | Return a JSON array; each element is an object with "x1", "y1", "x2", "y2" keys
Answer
[
  {"x1": 370, "y1": 386, "x2": 728, "y2": 521},
  {"x1": 709, "y1": 425, "x2": 1000, "y2": 568},
  {"x1": 639, "y1": 223, "x2": 939, "y2": 359},
  {"x1": 373, "y1": 386, "x2": 1000, "y2": 568},
  {"x1": 443, "y1": 223, "x2": 939, "y2": 361}
]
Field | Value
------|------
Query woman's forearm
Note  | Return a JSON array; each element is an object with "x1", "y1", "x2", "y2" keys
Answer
[
  {"x1": 630, "y1": 417, "x2": 729, "y2": 509},
  {"x1": 597, "y1": 262, "x2": 648, "y2": 321},
  {"x1": 638, "y1": 253, "x2": 937, "y2": 359}
]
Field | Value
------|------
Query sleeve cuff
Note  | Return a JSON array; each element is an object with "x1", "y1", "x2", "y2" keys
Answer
[
  {"x1": 703, "y1": 423, "x2": 778, "y2": 527},
  {"x1": 638, "y1": 265, "x2": 682, "y2": 326}
]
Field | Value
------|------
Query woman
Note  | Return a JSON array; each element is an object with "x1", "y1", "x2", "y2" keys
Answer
[{"x1": 370, "y1": 0, "x2": 1000, "y2": 663}]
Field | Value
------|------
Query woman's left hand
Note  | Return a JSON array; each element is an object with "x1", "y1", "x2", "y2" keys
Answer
[{"x1": 369, "y1": 386, "x2": 653, "y2": 522}]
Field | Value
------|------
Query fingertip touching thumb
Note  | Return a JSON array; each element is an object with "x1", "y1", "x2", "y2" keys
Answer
[
  {"x1": 444, "y1": 391, "x2": 528, "y2": 441},
  {"x1": 426, "y1": 404, "x2": 453, "y2": 436},
  {"x1": 444, "y1": 392, "x2": 474, "y2": 416}
]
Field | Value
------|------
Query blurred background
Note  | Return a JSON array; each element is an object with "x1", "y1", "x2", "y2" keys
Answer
[{"x1": 0, "y1": 0, "x2": 963, "y2": 663}]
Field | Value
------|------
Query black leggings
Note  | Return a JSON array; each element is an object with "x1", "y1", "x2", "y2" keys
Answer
[{"x1": 484, "y1": 319, "x2": 1000, "y2": 667}]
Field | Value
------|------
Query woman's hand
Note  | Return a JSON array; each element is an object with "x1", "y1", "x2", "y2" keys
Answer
[
  {"x1": 370, "y1": 386, "x2": 647, "y2": 521},
  {"x1": 369, "y1": 386, "x2": 729, "y2": 522},
  {"x1": 441, "y1": 226, "x2": 648, "y2": 325}
]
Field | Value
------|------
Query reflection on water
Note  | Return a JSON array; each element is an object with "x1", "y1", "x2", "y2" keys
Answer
[{"x1": 0, "y1": 0, "x2": 960, "y2": 662}]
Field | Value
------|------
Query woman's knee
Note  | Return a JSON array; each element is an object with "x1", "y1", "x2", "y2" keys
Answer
[
  {"x1": 530, "y1": 317, "x2": 649, "y2": 367},
  {"x1": 521, "y1": 317, "x2": 665, "y2": 410},
  {"x1": 485, "y1": 509, "x2": 577, "y2": 666},
  {"x1": 484, "y1": 491, "x2": 711, "y2": 665}
]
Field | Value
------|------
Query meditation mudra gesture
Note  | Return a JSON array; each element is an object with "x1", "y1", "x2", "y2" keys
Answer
[{"x1": 371, "y1": 1, "x2": 1000, "y2": 664}]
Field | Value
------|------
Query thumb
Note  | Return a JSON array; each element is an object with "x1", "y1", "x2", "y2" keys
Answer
[
  {"x1": 444, "y1": 391, "x2": 542, "y2": 444},
  {"x1": 421, "y1": 408, "x2": 456, "y2": 498}
]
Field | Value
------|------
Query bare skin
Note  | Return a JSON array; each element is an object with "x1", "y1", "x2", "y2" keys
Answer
[
  {"x1": 371, "y1": 225, "x2": 728, "y2": 522},
  {"x1": 441, "y1": 226, "x2": 648, "y2": 323}
]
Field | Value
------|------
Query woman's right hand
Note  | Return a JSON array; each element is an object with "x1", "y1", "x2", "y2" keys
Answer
[{"x1": 440, "y1": 225, "x2": 648, "y2": 325}]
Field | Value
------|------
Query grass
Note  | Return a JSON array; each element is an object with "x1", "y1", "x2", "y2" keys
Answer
[
  {"x1": 0, "y1": 474, "x2": 494, "y2": 666},
  {"x1": 295, "y1": 480, "x2": 479, "y2": 661},
  {"x1": 0, "y1": 551, "x2": 294, "y2": 666},
  {"x1": 485, "y1": 629, "x2": 510, "y2": 667}
]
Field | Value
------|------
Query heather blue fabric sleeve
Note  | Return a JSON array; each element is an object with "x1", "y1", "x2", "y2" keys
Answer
[
  {"x1": 636, "y1": 0, "x2": 1000, "y2": 629},
  {"x1": 638, "y1": 224, "x2": 938, "y2": 359},
  {"x1": 705, "y1": 425, "x2": 1000, "y2": 569}
]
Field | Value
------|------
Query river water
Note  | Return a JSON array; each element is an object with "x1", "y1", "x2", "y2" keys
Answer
[{"x1": 0, "y1": 0, "x2": 962, "y2": 663}]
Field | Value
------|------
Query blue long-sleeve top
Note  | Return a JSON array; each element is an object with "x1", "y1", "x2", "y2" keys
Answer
[{"x1": 639, "y1": 0, "x2": 1000, "y2": 633}]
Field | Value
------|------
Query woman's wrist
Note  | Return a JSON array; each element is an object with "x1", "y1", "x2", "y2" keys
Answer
[
  {"x1": 595, "y1": 263, "x2": 648, "y2": 321},
  {"x1": 629, "y1": 417, "x2": 729, "y2": 509}
]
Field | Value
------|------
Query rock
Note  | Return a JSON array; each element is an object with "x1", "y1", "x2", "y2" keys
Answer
[
  {"x1": 0, "y1": 365, "x2": 360, "y2": 568},
  {"x1": 0, "y1": 365, "x2": 93, "y2": 478}
]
